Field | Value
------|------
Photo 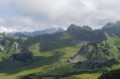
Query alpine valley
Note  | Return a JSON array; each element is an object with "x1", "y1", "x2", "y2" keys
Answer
[{"x1": 1, "y1": 21, "x2": 120, "y2": 79}]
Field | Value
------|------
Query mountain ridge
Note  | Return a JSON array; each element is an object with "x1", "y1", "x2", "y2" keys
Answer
[
  {"x1": 13, "y1": 28, "x2": 64, "y2": 37},
  {"x1": 0, "y1": 22, "x2": 120, "y2": 79}
]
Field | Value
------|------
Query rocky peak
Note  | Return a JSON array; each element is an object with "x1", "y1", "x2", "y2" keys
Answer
[
  {"x1": 66, "y1": 24, "x2": 107, "y2": 43},
  {"x1": 67, "y1": 24, "x2": 92, "y2": 34},
  {"x1": 11, "y1": 41, "x2": 33, "y2": 62},
  {"x1": 82, "y1": 25, "x2": 92, "y2": 31},
  {"x1": 66, "y1": 24, "x2": 81, "y2": 33}
]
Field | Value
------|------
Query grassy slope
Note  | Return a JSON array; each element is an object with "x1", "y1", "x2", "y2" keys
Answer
[
  {"x1": 63, "y1": 73, "x2": 101, "y2": 79},
  {"x1": 39, "y1": 33, "x2": 120, "y2": 79},
  {"x1": 0, "y1": 43, "x2": 82, "y2": 79},
  {"x1": 1, "y1": 32, "x2": 120, "y2": 79},
  {"x1": 64, "y1": 34, "x2": 120, "y2": 79},
  {"x1": 0, "y1": 32, "x2": 79, "y2": 79}
]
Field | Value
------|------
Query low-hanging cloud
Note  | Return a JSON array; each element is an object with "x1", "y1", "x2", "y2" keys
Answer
[
  {"x1": 0, "y1": 0, "x2": 120, "y2": 32},
  {"x1": 0, "y1": 26, "x2": 17, "y2": 33}
]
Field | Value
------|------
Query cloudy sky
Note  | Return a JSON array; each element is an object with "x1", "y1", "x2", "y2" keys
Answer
[{"x1": 0, "y1": 0, "x2": 120, "y2": 33}]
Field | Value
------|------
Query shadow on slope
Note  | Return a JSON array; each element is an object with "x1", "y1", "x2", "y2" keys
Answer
[
  {"x1": 24, "y1": 29, "x2": 107, "y2": 52},
  {"x1": 0, "y1": 52, "x2": 64, "y2": 75},
  {"x1": 24, "y1": 32, "x2": 73, "y2": 52}
]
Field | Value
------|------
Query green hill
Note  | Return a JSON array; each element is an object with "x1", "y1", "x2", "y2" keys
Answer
[{"x1": 0, "y1": 23, "x2": 120, "y2": 79}]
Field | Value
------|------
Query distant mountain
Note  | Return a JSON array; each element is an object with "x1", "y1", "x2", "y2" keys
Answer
[
  {"x1": 14, "y1": 28, "x2": 64, "y2": 37},
  {"x1": 32, "y1": 28, "x2": 64, "y2": 36}
]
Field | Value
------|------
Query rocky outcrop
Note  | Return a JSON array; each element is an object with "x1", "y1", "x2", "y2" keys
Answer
[
  {"x1": 66, "y1": 24, "x2": 107, "y2": 44},
  {"x1": 69, "y1": 54, "x2": 86, "y2": 63},
  {"x1": 0, "y1": 37, "x2": 33, "y2": 62},
  {"x1": 69, "y1": 44, "x2": 89, "y2": 63},
  {"x1": 70, "y1": 39, "x2": 120, "y2": 68},
  {"x1": 0, "y1": 45, "x2": 4, "y2": 52},
  {"x1": 10, "y1": 42, "x2": 33, "y2": 62}
]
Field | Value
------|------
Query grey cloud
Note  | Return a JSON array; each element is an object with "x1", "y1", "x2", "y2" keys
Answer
[
  {"x1": 0, "y1": 26, "x2": 17, "y2": 33},
  {"x1": 0, "y1": 0, "x2": 13, "y2": 9},
  {"x1": 0, "y1": 0, "x2": 120, "y2": 32}
]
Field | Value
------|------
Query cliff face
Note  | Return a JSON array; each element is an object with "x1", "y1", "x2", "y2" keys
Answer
[
  {"x1": 0, "y1": 36, "x2": 32, "y2": 63},
  {"x1": 66, "y1": 24, "x2": 107, "y2": 45},
  {"x1": 69, "y1": 36, "x2": 120, "y2": 68},
  {"x1": 10, "y1": 42, "x2": 33, "y2": 62},
  {"x1": 66, "y1": 23, "x2": 120, "y2": 68}
]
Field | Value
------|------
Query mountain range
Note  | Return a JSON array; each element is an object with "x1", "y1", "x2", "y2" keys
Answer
[
  {"x1": 13, "y1": 28, "x2": 64, "y2": 37},
  {"x1": 1, "y1": 21, "x2": 120, "y2": 79}
]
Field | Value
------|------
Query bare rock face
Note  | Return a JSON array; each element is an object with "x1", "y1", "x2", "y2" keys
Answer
[
  {"x1": 0, "y1": 36, "x2": 33, "y2": 62},
  {"x1": 12, "y1": 42, "x2": 22, "y2": 54},
  {"x1": 69, "y1": 44, "x2": 89, "y2": 63},
  {"x1": 66, "y1": 24, "x2": 107, "y2": 44},
  {"x1": 0, "y1": 45, "x2": 4, "y2": 52},
  {"x1": 69, "y1": 55, "x2": 86, "y2": 63},
  {"x1": 11, "y1": 42, "x2": 33, "y2": 62}
]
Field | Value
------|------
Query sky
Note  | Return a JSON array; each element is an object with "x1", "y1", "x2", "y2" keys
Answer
[{"x1": 0, "y1": 0, "x2": 120, "y2": 33}]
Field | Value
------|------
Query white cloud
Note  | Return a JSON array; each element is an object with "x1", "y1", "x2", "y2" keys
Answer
[
  {"x1": 0, "y1": 26, "x2": 17, "y2": 33},
  {"x1": 0, "y1": 16, "x2": 43, "y2": 27},
  {"x1": 13, "y1": 0, "x2": 120, "y2": 29},
  {"x1": 0, "y1": 0, "x2": 120, "y2": 32},
  {"x1": 7, "y1": 16, "x2": 40, "y2": 27}
]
